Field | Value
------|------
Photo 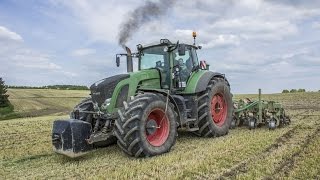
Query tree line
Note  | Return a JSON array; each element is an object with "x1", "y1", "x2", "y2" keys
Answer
[
  {"x1": 282, "y1": 89, "x2": 306, "y2": 93},
  {"x1": 0, "y1": 78, "x2": 11, "y2": 108},
  {"x1": 8, "y1": 85, "x2": 89, "y2": 90}
]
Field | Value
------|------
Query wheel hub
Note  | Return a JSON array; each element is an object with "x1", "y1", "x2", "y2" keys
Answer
[
  {"x1": 146, "y1": 119, "x2": 157, "y2": 135},
  {"x1": 211, "y1": 93, "x2": 227, "y2": 127},
  {"x1": 145, "y1": 108, "x2": 170, "y2": 147}
]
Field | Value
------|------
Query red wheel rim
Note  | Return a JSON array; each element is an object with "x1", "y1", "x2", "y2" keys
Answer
[
  {"x1": 145, "y1": 108, "x2": 170, "y2": 147},
  {"x1": 210, "y1": 93, "x2": 227, "y2": 127}
]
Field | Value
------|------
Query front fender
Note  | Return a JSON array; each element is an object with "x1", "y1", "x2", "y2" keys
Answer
[{"x1": 106, "y1": 69, "x2": 160, "y2": 114}]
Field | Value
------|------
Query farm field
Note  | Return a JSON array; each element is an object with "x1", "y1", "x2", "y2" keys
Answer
[
  {"x1": 6, "y1": 89, "x2": 89, "y2": 117},
  {"x1": 1, "y1": 89, "x2": 320, "y2": 179}
]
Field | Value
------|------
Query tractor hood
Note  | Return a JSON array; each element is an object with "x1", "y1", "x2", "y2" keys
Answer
[
  {"x1": 90, "y1": 74, "x2": 130, "y2": 106},
  {"x1": 90, "y1": 69, "x2": 161, "y2": 111}
]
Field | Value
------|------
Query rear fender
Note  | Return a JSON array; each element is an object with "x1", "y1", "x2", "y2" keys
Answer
[{"x1": 183, "y1": 70, "x2": 229, "y2": 94}]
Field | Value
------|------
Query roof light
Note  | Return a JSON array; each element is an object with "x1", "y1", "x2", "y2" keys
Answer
[
  {"x1": 136, "y1": 44, "x2": 143, "y2": 50},
  {"x1": 192, "y1": 31, "x2": 197, "y2": 38},
  {"x1": 160, "y1": 39, "x2": 169, "y2": 44}
]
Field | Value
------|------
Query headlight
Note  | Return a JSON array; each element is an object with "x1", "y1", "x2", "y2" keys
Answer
[{"x1": 104, "y1": 98, "x2": 111, "y2": 107}]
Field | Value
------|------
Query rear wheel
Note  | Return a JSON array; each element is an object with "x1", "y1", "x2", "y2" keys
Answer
[
  {"x1": 115, "y1": 93, "x2": 177, "y2": 157},
  {"x1": 197, "y1": 77, "x2": 233, "y2": 137}
]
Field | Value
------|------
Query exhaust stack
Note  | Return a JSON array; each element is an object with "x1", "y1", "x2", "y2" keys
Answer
[{"x1": 125, "y1": 46, "x2": 133, "y2": 73}]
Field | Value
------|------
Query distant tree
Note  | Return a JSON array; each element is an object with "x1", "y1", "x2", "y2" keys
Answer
[
  {"x1": 0, "y1": 78, "x2": 10, "y2": 107},
  {"x1": 290, "y1": 89, "x2": 297, "y2": 93},
  {"x1": 282, "y1": 89, "x2": 289, "y2": 93},
  {"x1": 297, "y1": 89, "x2": 306, "y2": 93},
  {"x1": 7, "y1": 85, "x2": 88, "y2": 90}
]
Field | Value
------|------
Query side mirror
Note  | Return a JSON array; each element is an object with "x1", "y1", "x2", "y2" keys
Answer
[
  {"x1": 116, "y1": 56, "x2": 120, "y2": 67},
  {"x1": 200, "y1": 60, "x2": 209, "y2": 70},
  {"x1": 178, "y1": 44, "x2": 186, "y2": 56}
]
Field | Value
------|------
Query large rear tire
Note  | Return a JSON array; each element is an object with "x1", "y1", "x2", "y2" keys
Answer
[
  {"x1": 197, "y1": 77, "x2": 233, "y2": 137},
  {"x1": 115, "y1": 93, "x2": 177, "y2": 157}
]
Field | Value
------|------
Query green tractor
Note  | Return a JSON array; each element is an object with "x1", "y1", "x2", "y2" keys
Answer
[{"x1": 52, "y1": 36, "x2": 233, "y2": 158}]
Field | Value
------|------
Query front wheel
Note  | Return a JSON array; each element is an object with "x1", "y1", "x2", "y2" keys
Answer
[
  {"x1": 115, "y1": 93, "x2": 177, "y2": 157},
  {"x1": 197, "y1": 77, "x2": 233, "y2": 137}
]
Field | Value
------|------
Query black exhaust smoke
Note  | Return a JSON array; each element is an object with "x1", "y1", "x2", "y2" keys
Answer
[{"x1": 118, "y1": 0, "x2": 176, "y2": 48}]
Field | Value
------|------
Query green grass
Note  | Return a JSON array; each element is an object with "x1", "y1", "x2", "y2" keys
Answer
[
  {"x1": 0, "y1": 104, "x2": 21, "y2": 120},
  {"x1": 1, "y1": 90, "x2": 320, "y2": 179}
]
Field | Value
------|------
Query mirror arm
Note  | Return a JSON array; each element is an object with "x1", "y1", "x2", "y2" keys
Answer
[{"x1": 168, "y1": 41, "x2": 179, "y2": 52}]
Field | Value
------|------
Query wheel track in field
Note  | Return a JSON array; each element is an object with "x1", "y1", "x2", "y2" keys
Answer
[
  {"x1": 217, "y1": 114, "x2": 313, "y2": 179},
  {"x1": 263, "y1": 124, "x2": 320, "y2": 179},
  {"x1": 217, "y1": 126, "x2": 298, "y2": 179}
]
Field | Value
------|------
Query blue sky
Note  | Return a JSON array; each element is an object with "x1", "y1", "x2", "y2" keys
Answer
[{"x1": 0, "y1": 0, "x2": 319, "y2": 93}]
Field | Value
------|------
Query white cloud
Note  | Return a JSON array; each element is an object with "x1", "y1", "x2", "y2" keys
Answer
[
  {"x1": 1, "y1": 47, "x2": 63, "y2": 71},
  {"x1": 50, "y1": 0, "x2": 136, "y2": 43},
  {"x1": 71, "y1": 48, "x2": 96, "y2": 57},
  {"x1": 16, "y1": 62, "x2": 61, "y2": 70},
  {"x1": 200, "y1": 34, "x2": 240, "y2": 49},
  {"x1": 0, "y1": 25, "x2": 77, "y2": 82},
  {"x1": 0, "y1": 26, "x2": 23, "y2": 42},
  {"x1": 210, "y1": 17, "x2": 298, "y2": 41}
]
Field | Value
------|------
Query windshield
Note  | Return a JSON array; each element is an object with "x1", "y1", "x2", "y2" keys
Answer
[{"x1": 139, "y1": 46, "x2": 169, "y2": 70}]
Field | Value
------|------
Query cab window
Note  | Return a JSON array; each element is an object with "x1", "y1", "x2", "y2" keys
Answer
[
  {"x1": 173, "y1": 46, "x2": 195, "y2": 82},
  {"x1": 139, "y1": 46, "x2": 168, "y2": 70}
]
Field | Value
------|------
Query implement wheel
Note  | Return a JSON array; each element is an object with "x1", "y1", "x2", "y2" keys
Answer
[
  {"x1": 197, "y1": 77, "x2": 233, "y2": 137},
  {"x1": 268, "y1": 118, "x2": 276, "y2": 130},
  {"x1": 115, "y1": 93, "x2": 177, "y2": 157},
  {"x1": 248, "y1": 117, "x2": 256, "y2": 130},
  {"x1": 230, "y1": 117, "x2": 237, "y2": 129}
]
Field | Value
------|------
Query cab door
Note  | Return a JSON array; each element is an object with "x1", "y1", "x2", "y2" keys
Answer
[{"x1": 172, "y1": 46, "x2": 198, "y2": 89}]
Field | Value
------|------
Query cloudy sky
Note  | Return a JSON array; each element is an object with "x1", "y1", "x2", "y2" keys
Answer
[{"x1": 0, "y1": 0, "x2": 319, "y2": 93}]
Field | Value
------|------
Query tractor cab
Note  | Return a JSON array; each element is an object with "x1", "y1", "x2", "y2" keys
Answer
[
  {"x1": 138, "y1": 41, "x2": 201, "y2": 91},
  {"x1": 120, "y1": 39, "x2": 202, "y2": 91}
]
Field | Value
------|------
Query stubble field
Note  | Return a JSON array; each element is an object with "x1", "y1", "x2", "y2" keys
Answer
[{"x1": 1, "y1": 89, "x2": 320, "y2": 179}]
